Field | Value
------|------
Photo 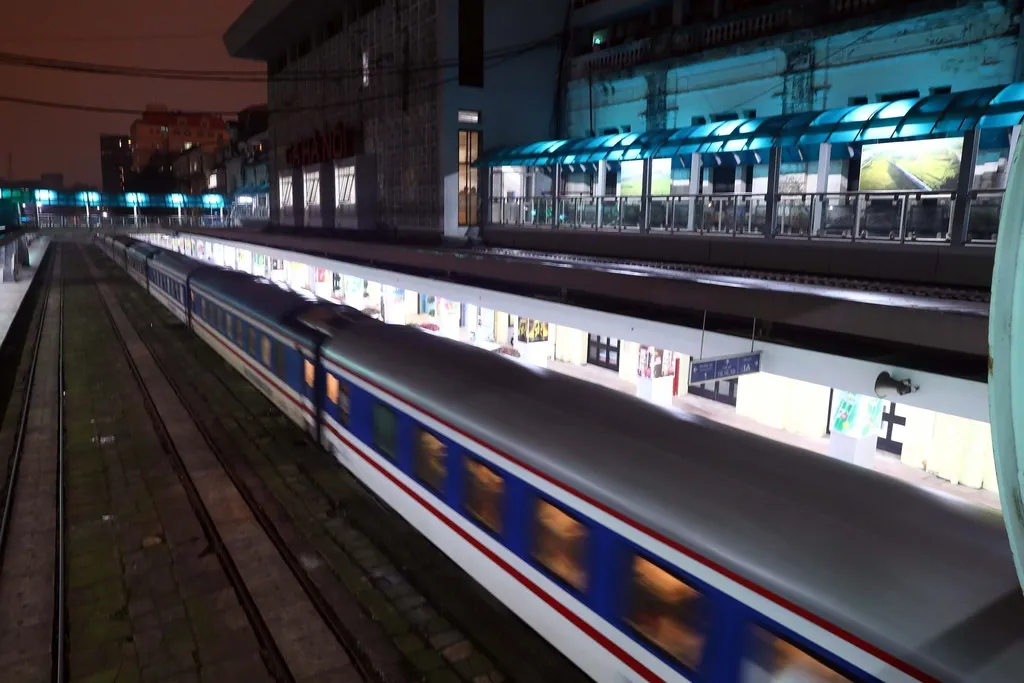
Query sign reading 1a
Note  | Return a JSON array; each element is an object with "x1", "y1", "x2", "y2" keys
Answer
[{"x1": 688, "y1": 351, "x2": 762, "y2": 385}]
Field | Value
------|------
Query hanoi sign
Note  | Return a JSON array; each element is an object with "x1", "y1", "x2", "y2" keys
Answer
[
  {"x1": 285, "y1": 124, "x2": 360, "y2": 167},
  {"x1": 688, "y1": 351, "x2": 762, "y2": 385}
]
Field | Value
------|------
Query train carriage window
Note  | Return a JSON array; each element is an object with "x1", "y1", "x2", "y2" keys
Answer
[
  {"x1": 533, "y1": 499, "x2": 588, "y2": 592},
  {"x1": 275, "y1": 343, "x2": 287, "y2": 380},
  {"x1": 234, "y1": 318, "x2": 242, "y2": 344},
  {"x1": 372, "y1": 403, "x2": 398, "y2": 459},
  {"x1": 261, "y1": 336, "x2": 272, "y2": 367},
  {"x1": 225, "y1": 312, "x2": 232, "y2": 336},
  {"x1": 326, "y1": 375, "x2": 350, "y2": 425},
  {"x1": 465, "y1": 458, "x2": 503, "y2": 534},
  {"x1": 201, "y1": 300, "x2": 207, "y2": 319},
  {"x1": 414, "y1": 429, "x2": 447, "y2": 493},
  {"x1": 742, "y1": 626, "x2": 852, "y2": 683},
  {"x1": 627, "y1": 555, "x2": 707, "y2": 671},
  {"x1": 304, "y1": 360, "x2": 315, "y2": 388},
  {"x1": 248, "y1": 328, "x2": 257, "y2": 358}
]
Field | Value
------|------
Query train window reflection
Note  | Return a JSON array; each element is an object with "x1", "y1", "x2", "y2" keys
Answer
[
  {"x1": 627, "y1": 556, "x2": 706, "y2": 670},
  {"x1": 327, "y1": 373, "x2": 339, "y2": 404},
  {"x1": 415, "y1": 430, "x2": 446, "y2": 493},
  {"x1": 373, "y1": 403, "x2": 398, "y2": 459},
  {"x1": 465, "y1": 459, "x2": 503, "y2": 534},
  {"x1": 304, "y1": 360, "x2": 315, "y2": 388},
  {"x1": 261, "y1": 337, "x2": 271, "y2": 367},
  {"x1": 742, "y1": 626, "x2": 852, "y2": 682},
  {"x1": 275, "y1": 343, "x2": 286, "y2": 380},
  {"x1": 533, "y1": 499, "x2": 587, "y2": 591}
]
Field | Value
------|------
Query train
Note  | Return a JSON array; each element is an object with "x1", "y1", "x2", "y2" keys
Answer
[{"x1": 97, "y1": 232, "x2": 1024, "y2": 683}]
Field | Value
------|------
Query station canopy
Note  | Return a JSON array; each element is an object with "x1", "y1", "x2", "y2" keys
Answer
[
  {"x1": 0, "y1": 188, "x2": 226, "y2": 209},
  {"x1": 477, "y1": 82, "x2": 1024, "y2": 168}
]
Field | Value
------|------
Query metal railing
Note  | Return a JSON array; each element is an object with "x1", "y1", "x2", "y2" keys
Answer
[
  {"x1": 35, "y1": 215, "x2": 227, "y2": 230},
  {"x1": 489, "y1": 189, "x2": 1004, "y2": 244}
]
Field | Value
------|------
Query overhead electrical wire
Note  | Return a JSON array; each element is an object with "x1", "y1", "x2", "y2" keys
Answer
[
  {"x1": 0, "y1": 42, "x2": 539, "y2": 117},
  {"x1": 0, "y1": 33, "x2": 564, "y2": 83}
]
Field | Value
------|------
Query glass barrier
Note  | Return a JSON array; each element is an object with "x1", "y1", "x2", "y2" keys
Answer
[{"x1": 488, "y1": 189, "x2": 1003, "y2": 245}]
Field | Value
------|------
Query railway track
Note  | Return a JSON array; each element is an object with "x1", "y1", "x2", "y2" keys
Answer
[
  {"x1": 97, "y1": 246, "x2": 592, "y2": 682},
  {"x1": 78, "y1": 244, "x2": 383, "y2": 683},
  {"x1": 0, "y1": 245, "x2": 67, "y2": 683}
]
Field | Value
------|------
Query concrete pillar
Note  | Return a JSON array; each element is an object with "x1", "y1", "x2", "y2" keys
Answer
[
  {"x1": 595, "y1": 161, "x2": 607, "y2": 229},
  {"x1": 687, "y1": 152, "x2": 702, "y2": 231},
  {"x1": 763, "y1": 146, "x2": 782, "y2": 238},
  {"x1": 640, "y1": 158, "x2": 653, "y2": 233},
  {"x1": 812, "y1": 142, "x2": 832, "y2": 236},
  {"x1": 951, "y1": 130, "x2": 980, "y2": 246},
  {"x1": 553, "y1": 165, "x2": 562, "y2": 229}
]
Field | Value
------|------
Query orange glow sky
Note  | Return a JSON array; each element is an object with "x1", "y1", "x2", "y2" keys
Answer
[{"x1": 0, "y1": 0, "x2": 265, "y2": 187}]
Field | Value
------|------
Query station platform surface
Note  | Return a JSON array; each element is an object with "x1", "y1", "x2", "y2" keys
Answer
[
  {"x1": 547, "y1": 359, "x2": 1001, "y2": 512},
  {"x1": 0, "y1": 238, "x2": 48, "y2": 346}
]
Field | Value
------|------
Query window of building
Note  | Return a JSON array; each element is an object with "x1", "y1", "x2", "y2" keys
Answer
[
  {"x1": 465, "y1": 458, "x2": 503, "y2": 534},
  {"x1": 373, "y1": 403, "x2": 398, "y2": 459},
  {"x1": 458, "y1": 130, "x2": 480, "y2": 226},
  {"x1": 303, "y1": 167, "x2": 320, "y2": 226},
  {"x1": 930, "y1": 85, "x2": 952, "y2": 96},
  {"x1": 533, "y1": 499, "x2": 587, "y2": 592},
  {"x1": 279, "y1": 172, "x2": 293, "y2": 213},
  {"x1": 878, "y1": 90, "x2": 919, "y2": 102},
  {"x1": 335, "y1": 165, "x2": 356, "y2": 209},
  {"x1": 742, "y1": 626, "x2": 852, "y2": 682},
  {"x1": 848, "y1": 96, "x2": 869, "y2": 107},
  {"x1": 362, "y1": 50, "x2": 371, "y2": 88},
  {"x1": 458, "y1": 0, "x2": 484, "y2": 87},
  {"x1": 415, "y1": 430, "x2": 447, "y2": 493},
  {"x1": 457, "y1": 109, "x2": 480, "y2": 124},
  {"x1": 304, "y1": 360, "x2": 315, "y2": 388},
  {"x1": 627, "y1": 556, "x2": 707, "y2": 671},
  {"x1": 588, "y1": 334, "x2": 621, "y2": 371},
  {"x1": 261, "y1": 336, "x2": 271, "y2": 367}
]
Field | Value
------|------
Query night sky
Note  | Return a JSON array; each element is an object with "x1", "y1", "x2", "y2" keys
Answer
[{"x1": 0, "y1": 0, "x2": 265, "y2": 188}]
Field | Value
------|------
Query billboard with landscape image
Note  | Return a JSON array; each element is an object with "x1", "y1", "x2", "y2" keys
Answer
[{"x1": 860, "y1": 137, "x2": 962, "y2": 192}]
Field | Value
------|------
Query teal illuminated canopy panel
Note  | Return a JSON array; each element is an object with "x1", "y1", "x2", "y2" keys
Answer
[
  {"x1": 0, "y1": 187, "x2": 226, "y2": 209},
  {"x1": 477, "y1": 82, "x2": 1024, "y2": 168}
]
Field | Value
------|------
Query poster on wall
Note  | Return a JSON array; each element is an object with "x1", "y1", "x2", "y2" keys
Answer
[
  {"x1": 619, "y1": 159, "x2": 673, "y2": 196},
  {"x1": 860, "y1": 137, "x2": 962, "y2": 192},
  {"x1": 517, "y1": 318, "x2": 550, "y2": 343},
  {"x1": 830, "y1": 391, "x2": 884, "y2": 438},
  {"x1": 638, "y1": 346, "x2": 675, "y2": 379}
]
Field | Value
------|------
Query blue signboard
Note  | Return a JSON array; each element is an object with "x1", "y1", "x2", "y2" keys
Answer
[{"x1": 688, "y1": 351, "x2": 762, "y2": 385}]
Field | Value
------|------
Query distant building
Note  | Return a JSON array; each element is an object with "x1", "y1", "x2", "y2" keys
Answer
[
  {"x1": 39, "y1": 173, "x2": 64, "y2": 189},
  {"x1": 130, "y1": 104, "x2": 229, "y2": 171},
  {"x1": 100, "y1": 134, "x2": 132, "y2": 194},
  {"x1": 171, "y1": 146, "x2": 216, "y2": 196}
]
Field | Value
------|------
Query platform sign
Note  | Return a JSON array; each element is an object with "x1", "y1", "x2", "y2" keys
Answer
[{"x1": 688, "y1": 351, "x2": 762, "y2": 385}]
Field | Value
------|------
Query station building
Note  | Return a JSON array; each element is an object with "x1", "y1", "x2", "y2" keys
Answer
[{"x1": 221, "y1": 0, "x2": 1011, "y2": 503}]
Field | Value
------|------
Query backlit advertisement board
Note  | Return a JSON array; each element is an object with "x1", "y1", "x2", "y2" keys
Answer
[{"x1": 860, "y1": 137, "x2": 962, "y2": 192}]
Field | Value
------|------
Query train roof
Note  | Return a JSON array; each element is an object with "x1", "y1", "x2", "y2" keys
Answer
[
  {"x1": 321, "y1": 324, "x2": 1024, "y2": 681},
  {"x1": 190, "y1": 268, "x2": 326, "y2": 346},
  {"x1": 126, "y1": 241, "x2": 161, "y2": 260},
  {"x1": 149, "y1": 248, "x2": 211, "y2": 280}
]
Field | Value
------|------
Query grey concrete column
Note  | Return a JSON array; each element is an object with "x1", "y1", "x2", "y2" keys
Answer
[
  {"x1": 763, "y1": 146, "x2": 782, "y2": 238},
  {"x1": 291, "y1": 166, "x2": 303, "y2": 228},
  {"x1": 950, "y1": 130, "x2": 980, "y2": 246},
  {"x1": 687, "y1": 152, "x2": 702, "y2": 231},
  {"x1": 812, "y1": 142, "x2": 832, "y2": 236},
  {"x1": 640, "y1": 158, "x2": 653, "y2": 233},
  {"x1": 553, "y1": 165, "x2": 562, "y2": 229}
]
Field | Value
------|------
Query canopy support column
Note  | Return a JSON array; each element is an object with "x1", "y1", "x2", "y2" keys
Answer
[
  {"x1": 951, "y1": 129, "x2": 980, "y2": 246},
  {"x1": 763, "y1": 146, "x2": 781, "y2": 238}
]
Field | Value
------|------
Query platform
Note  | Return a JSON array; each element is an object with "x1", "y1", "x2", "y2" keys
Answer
[
  {"x1": 0, "y1": 237, "x2": 48, "y2": 347},
  {"x1": 167, "y1": 227, "x2": 989, "y2": 379}
]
